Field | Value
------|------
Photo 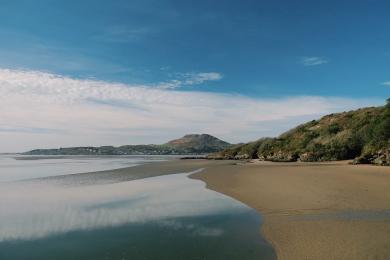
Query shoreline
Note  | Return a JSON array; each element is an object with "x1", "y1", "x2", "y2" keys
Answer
[
  {"x1": 32, "y1": 158, "x2": 390, "y2": 259},
  {"x1": 28, "y1": 159, "x2": 230, "y2": 185}
]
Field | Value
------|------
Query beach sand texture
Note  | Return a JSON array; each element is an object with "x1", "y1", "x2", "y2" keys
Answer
[{"x1": 191, "y1": 160, "x2": 390, "y2": 260}]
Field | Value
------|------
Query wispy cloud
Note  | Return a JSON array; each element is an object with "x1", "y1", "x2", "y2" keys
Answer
[
  {"x1": 159, "y1": 66, "x2": 171, "y2": 71},
  {"x1": 381, "y1": 81, "x2": 390, "y2": 86},
  {"x1": 157, "y1": 72, "x2": 223, "y2": 89},
  {"x1": 0, "y1": 126, "x2": 65, "y2": 134},
  {"x1": 300, "y1": 56, "x2": 329, "y2": 66},
  {"x1": 182, "y1": 72, "x2": 223, "y2": 85},
  {"x1": 0, "y1": 68, "x2": 381, "y2": 152}
]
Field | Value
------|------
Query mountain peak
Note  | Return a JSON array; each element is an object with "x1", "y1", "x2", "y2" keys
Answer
[{"x1": 165, "y1": 134, "x2": 230, "y2": 153}]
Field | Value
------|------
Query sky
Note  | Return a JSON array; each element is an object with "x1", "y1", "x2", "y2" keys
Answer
[{"x1": 0, "y1": 0, "x2": 389, "y2": 152}]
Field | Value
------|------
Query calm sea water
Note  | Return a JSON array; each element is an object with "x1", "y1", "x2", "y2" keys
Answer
[
  {"x1": 0, "y1": 154, "x2": 176, "y2": 182},
  {"x1": 0, "y1": 155, "x2": 275, "y2": 260}
]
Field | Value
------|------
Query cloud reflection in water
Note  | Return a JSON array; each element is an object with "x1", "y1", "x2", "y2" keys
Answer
[{"x1": 0, "y1": 171, "x2": 247, "y2": 242}]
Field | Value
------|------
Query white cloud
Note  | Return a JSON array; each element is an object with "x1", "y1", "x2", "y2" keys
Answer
[
  {"x1": 301, "y1": 56, "x2": 328, "y2": 66},
  {"x1": 183, "y1": 72, "x2": 223, "y2": 85},
  {"x1": 157, "y1": 72, "x2": 223, "y2": 89},
  {"x1": 156, "y1": 79, "x2": 182, "y2": 89},
  {"x1": 0, "y1": 68, "x2": 381, "y2": 152},
  {"x1": 381, "y1": 81, "x2": 390, "y2": 86}
]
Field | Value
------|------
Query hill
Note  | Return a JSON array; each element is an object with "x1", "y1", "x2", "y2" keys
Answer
[
  {"x1": 23, "y1": 134, "x2": 231, "y2": 155},
  {"x1": 165, "y1": 134, "x2": 231, "y2": 153},
  {"x1": 209, "y1": 99, "x2": 390, "y2": 166}
]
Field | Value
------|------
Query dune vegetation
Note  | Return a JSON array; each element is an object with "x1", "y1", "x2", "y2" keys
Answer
[{"x1": 210, "y1": 98, "x2": 390, "y2": 166}]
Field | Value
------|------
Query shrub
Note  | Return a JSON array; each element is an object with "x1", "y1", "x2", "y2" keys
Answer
[{"x1": 327, "y1": 123, "x2": 342, "y2": 135}]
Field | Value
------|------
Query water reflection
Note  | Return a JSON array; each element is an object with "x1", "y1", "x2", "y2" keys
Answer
[
  {"x1": 0, "y1": 162, "x2": 275, "y2": 259},
  {"x1": 0, "y1": 155, "x2": 171, "y2": 182}
]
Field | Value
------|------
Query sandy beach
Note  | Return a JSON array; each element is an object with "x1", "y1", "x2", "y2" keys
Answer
[
  {"x1": 190, "y1": 160, "x2": 390, "y2": 260},
  {"x1": 40, "y1": 158, "x2": 390, "y2": 259}
]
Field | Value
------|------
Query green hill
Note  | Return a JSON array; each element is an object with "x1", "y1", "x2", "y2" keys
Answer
[
  {"x1": 165, "y1": 134, "x2": 231, "y2": 154},
  {"x1": 209, "y1": 98, "x2": 390, "y2": 166},
  {"x1": 23, "y1": 134, "x2": 231, "y2": 155}
]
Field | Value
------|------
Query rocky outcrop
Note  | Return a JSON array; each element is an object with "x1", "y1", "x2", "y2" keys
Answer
[
  {"x1": 258, "y1": 151, "x2": 298, "y2": 162},
  {"x1": 353, "y1": 149, "x2": 390, "y2": 166}
]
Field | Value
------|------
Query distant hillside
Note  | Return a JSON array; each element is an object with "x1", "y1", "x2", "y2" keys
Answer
[
  {"x1": 210, "y1": 99, "x2": 390, "y2": 166},
  {"x1": 23, "y1": 134, "x2": 231, "y2": 155},
  {"x1": 165, "y1": 134, "x2": 231, "y2": 153}
]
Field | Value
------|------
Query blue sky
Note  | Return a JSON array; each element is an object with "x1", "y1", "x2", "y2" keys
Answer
[
  {"x1": 0, "y1": 0, "x2": 389, "y2": 152},
  {"x1": 1, "y1": 0, "x2": 389, "y2": 97}
]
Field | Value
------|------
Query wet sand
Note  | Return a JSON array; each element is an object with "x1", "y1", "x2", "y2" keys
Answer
[
  {"x1": 38, "y1": 159, "x2": 390, "y2": 259},
  {"x1": 27, "y1": 159, "x2": 228, "y2": 185}
]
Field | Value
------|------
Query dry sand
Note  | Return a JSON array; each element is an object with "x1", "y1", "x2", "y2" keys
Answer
[{"x1": 190, "y1": 160, "x2": 390, "y2": 260}]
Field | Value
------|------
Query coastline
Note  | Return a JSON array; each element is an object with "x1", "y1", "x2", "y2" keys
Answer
[{"x1": 37, "y1": 158, "x2": 390, "y2": 259}]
